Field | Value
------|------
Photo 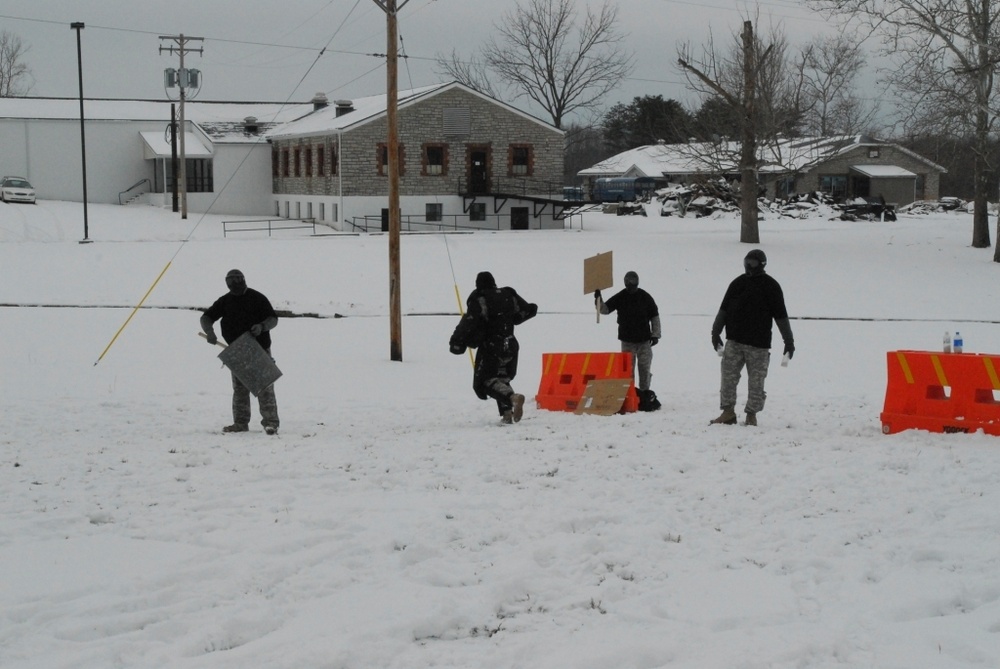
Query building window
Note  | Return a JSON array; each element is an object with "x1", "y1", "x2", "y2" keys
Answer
[
  {"x1": 331, "y1": 147, "x2": 338, "y2": 175},
  {"x1": 284, "y1": 201, "x2": 290, "y2": 218},
  {"x1": 509, "y1": 144, "x2": 532, "y2": 176},
  {"x1": 319, "y1": 203, "x2": 325, "y2": 221},
  {"x1": 168, "y1": 159, "x2": 213, "y2": 193},
  {"x1": 307, "y1": 202, "x2": 313, "y2": 219},
  {"x1": 296, "y1": 202, "x2": 301, "y2": 219},
  {"x1": 377, "y1": 143, "x2": 406, "y2": 176},
  {"x1": 305, "y1": 147, "x2": 313, "y2": 177},
  {"x1": 868, "y1": 148, "x2": 880, "y2": 158},
  {"x1": 819, "y1": 175, "x2": 848, "y2": 199},
  {"x1": 469, "y1": 202, "x2": 486, "y2": 222},
  {"x1": 272, "y1": 147, "x2": 279, "y2": 177},
  {"x1": 317, "y1": 145, "x2": 325, "y2": 177},
  {"x1": 426, "y1": 202, "x2": 443, "y2": 222},
  {"x1": 423, "y1": 144, "x2": 447, "y2": 176},
  {"x1": 282, "y1": 149, "x2": 290, "y2": 177},
  {"x1": 331, "y1": 203, "x2": 338, "y2": 222},
  {"x1": 294, "y1": 148, "x2": 301, "y2": 177},
  {"x1": 275, "y1": 201, "x2": 280, "y2": 217}
]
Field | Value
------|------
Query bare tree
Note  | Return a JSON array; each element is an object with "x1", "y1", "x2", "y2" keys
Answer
[
  {"x1": 434, "y1": 48, "x2": 504, "y2": 101},
  {"x1": 796, "y1": 35, "x2": 879, "y2": 136},
  {"x1": 678, "y1": 19, "x2": 803, "y2": 243},
  {"x1": 0, "y1": 30, "x2": 33, "y2": 97},
  {"x1": 809, "y1": 0, "x2": 1000, "y2": 253},
  {"x1": 436, "y1": 0, "x2": 633, "y2": 128}
]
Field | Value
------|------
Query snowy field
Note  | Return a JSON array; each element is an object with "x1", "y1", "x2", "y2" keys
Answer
[{"x1": 2, "y1": 199, "x2": 1000, "y2": 668}]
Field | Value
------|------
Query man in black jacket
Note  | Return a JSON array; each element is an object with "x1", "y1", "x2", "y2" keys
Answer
[
  {"x1": 595, "y1": 270, "x2": 661, "y2": 397},
  {"x1": 200, "y1": 269, "x2": 280, "y2": 435},
  {"x1": 710, "y1": 250, "x2": 794, "y2": 427},
  {"x1": 450, "y1": 271, "x2": 537, "y2": 424}
]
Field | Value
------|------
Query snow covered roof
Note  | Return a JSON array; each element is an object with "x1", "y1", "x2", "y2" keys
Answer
[
  {"x1": 579, "y1": 136, "x2": 944, "y2": 180},
  {"x1": 139, "y1": 131, "x2": 212, "y2": 158},
  {"x1": 0, "y1": 97, "x2": 314, "y2": 142},
  {"x1": 850, "y1": 164, "x2": 917, "y2": 178},
  {"x1": 267, "y1": 81, "x2": 561, "y2": 140}
]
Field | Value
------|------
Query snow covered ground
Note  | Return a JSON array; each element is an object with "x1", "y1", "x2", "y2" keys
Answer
[{"x1": 2, "y1": 199, "x2": 1000, "y2": 668}]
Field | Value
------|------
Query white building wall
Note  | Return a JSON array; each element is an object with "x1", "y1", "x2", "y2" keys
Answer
[
  {"x1": 0, "y1": 117, "x2": 274, "y2": 216},
  {"x1": 271, "y1": 194, "x2": 562, "y2": 232}
]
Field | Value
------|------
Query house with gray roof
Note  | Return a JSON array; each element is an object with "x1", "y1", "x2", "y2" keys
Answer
[
  {"x1": 266, "y1": 81, "x2": 567, "y2": 231},
  {"x1": 579, "y1": 136, "x2": 946, "y2": 207}
]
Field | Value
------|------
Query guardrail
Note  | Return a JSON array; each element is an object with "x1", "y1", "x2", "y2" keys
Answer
[{"x1": 222, "y1": 218, "x2": 318, "y2": 238}]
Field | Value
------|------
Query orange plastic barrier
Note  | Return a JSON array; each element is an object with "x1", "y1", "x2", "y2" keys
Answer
[
  {"x1": 535, "y1": 352, "x2": 638, "y2": 413},
  {"x1": 880, "y1": 350, "x2": 1000, "y2": 435}
]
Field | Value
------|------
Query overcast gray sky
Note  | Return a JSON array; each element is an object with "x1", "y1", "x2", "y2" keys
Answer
[{"x1": 3, "y1": 0, "x2": 855, "y2": 123}]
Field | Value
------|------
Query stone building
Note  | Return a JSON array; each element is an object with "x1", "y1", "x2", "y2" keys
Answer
[{"x1": 267, "y1": 82, "x2": 567, "y2": 231}]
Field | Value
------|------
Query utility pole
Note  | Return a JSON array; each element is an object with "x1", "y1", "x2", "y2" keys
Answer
[
  {"x1": 159, "y1": 34, "x2": 203, "y2": 220},
  {"x1": 371, "y1": 0, "x2": 410, "y2": 362},
  {"x1": 739, "y1": 20, "x2": 759, "y2": 244},
  {"x1": 70, "y1": 22, "x2": 91, "y2": 244}
]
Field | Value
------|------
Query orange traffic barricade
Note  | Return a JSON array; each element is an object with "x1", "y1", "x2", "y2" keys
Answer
[
  {"x1": 535, "y1": 352, "x2": 638, "y2": 413},
  {"x1": 880, "y1": 350, "x2": 1000, "y2": 435}
]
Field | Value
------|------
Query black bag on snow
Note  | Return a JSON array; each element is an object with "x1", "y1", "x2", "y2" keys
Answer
[{"x1": 638, "y1": 389, "x2": 661, "y2": 412}]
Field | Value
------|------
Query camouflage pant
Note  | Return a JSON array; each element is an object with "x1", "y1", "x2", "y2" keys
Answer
[
  {"x1": 231, "y1": 349, "x2": 279, "y2": 429},
  {"x1": 621, "y1": 340, "x2": 653, "y2": 391},
  {"x1": 719, "y1": 340, "x2": 770, "y2": 414}
]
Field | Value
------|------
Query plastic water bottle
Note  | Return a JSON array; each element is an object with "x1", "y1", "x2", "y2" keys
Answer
[
  {"x1": 943, "y1": 332, "x2": 951, "y2": 353},
  {"x1": 953, "y1": 331, "x2": 963, "y2": 353}
]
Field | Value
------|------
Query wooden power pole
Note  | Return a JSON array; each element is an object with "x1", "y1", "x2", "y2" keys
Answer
[
  {"x1": 159, "y1": 34, "x2": 203, "y2": 221},
  {"x1": 372, "y1": 0, "x2": 410, "y2": 361},
  {"x1": 739, "y1": 20, "x2": 760, "y2": 244}
]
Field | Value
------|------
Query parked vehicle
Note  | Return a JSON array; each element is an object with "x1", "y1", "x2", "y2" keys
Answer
[
  {"x1": 592, "y1": 176, "x2": 657, "y2": 202},
  {"x1": 562, "y1": 186, "x2": 584, "y2": 200},
  {"x1": 0, "y1": 176, "x2": 36, "y2": 204}
]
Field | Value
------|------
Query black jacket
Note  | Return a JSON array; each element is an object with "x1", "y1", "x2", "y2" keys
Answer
[
  {"x1": 450, "y1": 286, "x2": 537, "y2": 355},
  {"x1": 202, "y1": 288, "x2": 278, "y2": 349},
  {"x1": 718, "y1": 273, "x2": 788, "y2": 349}
]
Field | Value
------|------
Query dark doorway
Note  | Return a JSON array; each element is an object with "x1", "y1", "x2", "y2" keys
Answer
[
  {"x1": 851, "y1": 176, "x2": 870, "y2": 199},
  {"x1": 511, "y1": 207, "x2": 529, "y2": 230},
  {"x1": 381, "y1": 208, "x2": 389, "y2": 232},
  {"x1": 469, "y1": 149, "x2": 489, "y2": 194}
]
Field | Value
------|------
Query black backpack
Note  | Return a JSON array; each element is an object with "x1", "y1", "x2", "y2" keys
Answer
[{"x1": 638, "y1": 389, "x2": 661, "y2": 412}]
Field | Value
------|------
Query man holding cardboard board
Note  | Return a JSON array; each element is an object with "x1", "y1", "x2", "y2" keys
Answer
[{"x1": 592, "y1": 269, "x2": 661, "y2": 410}]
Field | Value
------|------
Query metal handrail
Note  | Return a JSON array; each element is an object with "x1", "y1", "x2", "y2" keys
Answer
[{"x1": 118, "y1": 178, "x2": 151, "y2": 205}]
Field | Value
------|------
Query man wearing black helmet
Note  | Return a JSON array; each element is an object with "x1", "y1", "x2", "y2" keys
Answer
[
  {"x1": 450, "y1": 271, "x2": 538, "y2": 425},
  {"x1": 200, "y1": 269, "x2": 280, "y2": 435},
  {"x1": 595, "y1": 270, "x2": 661, "y2": 402},
  {"x1": 709, "y1": 249, "x2": 794, "y2": 426}
]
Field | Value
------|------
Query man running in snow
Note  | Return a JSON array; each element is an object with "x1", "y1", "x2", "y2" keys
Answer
[{"x1": 450, "y1": 271, "x2": 537, "y2": 424}]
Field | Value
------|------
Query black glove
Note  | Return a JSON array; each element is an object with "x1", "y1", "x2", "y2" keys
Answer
[
  {"x1": 712, "y1": 333, "x2": 723, "y2": 351},
  {"x1": 250, "y1": 323, "x2": 264, "y2": 337},
  {"x1": 450, "y1": 343, "x2": 466, "y2": 355},
  {"x1": 594, "y1": 288, "x2": 601, "y2": 304},
  {"x1": 650, "y1": 337, "x2": 658, "y2": 346},
  {"x1": 205, "y1": 332, "x2": 218, "y2": 345},
  {"x1": 783, "y1": 341, "x2": 795, "y2": 359}
]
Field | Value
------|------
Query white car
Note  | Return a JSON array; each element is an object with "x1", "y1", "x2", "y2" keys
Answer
[{"x1": 0, "y1": 176, "x2": 36, "y2": 204}]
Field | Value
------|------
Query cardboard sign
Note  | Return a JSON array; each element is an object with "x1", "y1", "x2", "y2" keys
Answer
[
  {"x1": 583, "y1": 251, "x2": 613, "y2": 295},
  {"x1": 574, "y1": 379, "x2": 634, "y2": 416},
  {"x1": 217, "y1": 332, "x2": 283, "y2": 397}
]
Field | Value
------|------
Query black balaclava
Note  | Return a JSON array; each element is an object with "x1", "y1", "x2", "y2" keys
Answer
[
  {"x1": 624, "y1": 271, "x2": 639, "y2": 294},
  {"x1": 744, "y1": 249, "x2": 767, "y2": 276},
  {"x1": 476, "y1": 271, "x2": 497, "y2": 290},
  {"x1": 226, "y1": 268, "x2": 247, "y2": 295}
]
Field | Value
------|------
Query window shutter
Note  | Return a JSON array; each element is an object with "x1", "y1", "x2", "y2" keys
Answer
[{"x1": 443, "y1": 108, "x2": 471, "y2": 137}]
